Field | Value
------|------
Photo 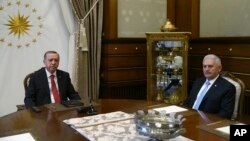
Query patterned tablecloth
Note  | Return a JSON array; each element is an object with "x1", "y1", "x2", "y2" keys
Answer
[{"x1": 63, "y1": 111, "x2": 193, "y2": 141}]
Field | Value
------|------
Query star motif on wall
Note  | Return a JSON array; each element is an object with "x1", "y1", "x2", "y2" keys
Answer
[
  {"x1": 5, "y1": 12, "x2": 32, "y2": 39},
  {"x1": 0, "y1": 0, "x2": 44, "y2": 48},
  {"x1": 7, "y1": 43, "x2": 12, "y2": 47},
  {"x1": 16, "y1": 1, "x2": 21, "y2": 6},
  {"x1": 32, "y1": 8, "x2": 37, "y2": 13},
  {"x1": 37, "y1": 16, "x2": 42, "y2": 20},
  {"x1": 0, "y1": 38, "x2": 4, "y2": 42},
  {"x1": 25, "y1": 3, "x2": 30, "y2": 8},
  {"x1": 37, "y1": 32, "x2": 42, "y2": 36},
  {"x1": 7, "y1": 2, "x2": 12, "y2": 6},
  {"x1": 32, "y1": 39, "x2": 37, "y2": 43},
  {"x1": 17, "y1": 44, "x2": 22, "y2": 48},
  {"x1": 38, "y1": 24, "x2": 43, "y2": 28}
]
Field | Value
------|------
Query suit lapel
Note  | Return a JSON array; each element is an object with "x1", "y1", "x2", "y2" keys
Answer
[
  {"x1": 202, "y1": 76, "x2": 221, "y2": 101},
  {"x1": 41, "y1": 68, "x2": 50, "y2": 96},
  {"x1": 56, "y1": 71, "x2": 63, "y2": 96}
]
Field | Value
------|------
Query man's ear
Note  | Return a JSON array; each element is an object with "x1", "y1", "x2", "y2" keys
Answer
[{"x1": 219, "y1": 65, "x2": 222, "y2": 72}]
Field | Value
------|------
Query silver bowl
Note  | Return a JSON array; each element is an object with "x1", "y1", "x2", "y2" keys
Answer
[{"x1": 134, "y1": 110, "x2": 186, "y2": 140}]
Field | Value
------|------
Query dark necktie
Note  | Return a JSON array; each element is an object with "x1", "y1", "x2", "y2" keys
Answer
[{"x1": 50, "y1": 75, "x2": 61, "y2": 103}]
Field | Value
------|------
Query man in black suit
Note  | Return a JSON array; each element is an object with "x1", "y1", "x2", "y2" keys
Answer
[
  {"x1": 24, "y1": 51, "x2": 81, "y2": 107},
  {"x1": 185, "y1": 54, "x2": 235, "y2": 118}
]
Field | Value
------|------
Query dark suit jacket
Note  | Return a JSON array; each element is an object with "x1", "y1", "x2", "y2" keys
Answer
[
  {"x1": 185, "y1": 76, "x2": 236, "y2": 118},
  {"x1": 24, "y1": 68, "x2": 81, "y2": 107}
]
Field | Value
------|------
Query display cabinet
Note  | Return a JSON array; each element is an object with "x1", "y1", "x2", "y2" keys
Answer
[{"x1": 146, "y1": 32, "x2": 191, "y2": 105}]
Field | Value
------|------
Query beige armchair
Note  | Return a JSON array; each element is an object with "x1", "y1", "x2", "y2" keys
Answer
[{"x1": 220, "y1": 71, "x2": 245, "y2": 120}]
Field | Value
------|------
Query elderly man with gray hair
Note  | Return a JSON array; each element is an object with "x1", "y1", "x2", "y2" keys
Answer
[{"x1": 185, "y1": 54, "x2": 235, "y2": 119}]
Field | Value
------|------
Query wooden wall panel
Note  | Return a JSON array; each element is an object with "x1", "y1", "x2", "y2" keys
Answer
[
  {"x1": 168, "y1": 0, "x2": 199, "y2": 38},
  {"x1": 175, "y1": 0, "x2": 192, "y2": 32},
  {"x1": 102, "y1": 44, "x2": 146, "y2": 55},
  {"x1": 100, "y1": 84, "x2": 147, "y2": 99},
  {"x1": 102, "y1": 68, "x2": 146, "y2": 82},
  {"x1": 189, "y1": 55, "x2": 250, "y2": 74},
  {"x1": 188, "y1": 68, "x2": 203, "y2": 81},
  {"x1": 103, "y1": 0, "x2": 117, "y2": 39},
  {"x1": 221, "y1": 58, "x2": 250, "y2": 74},
  {"x1": 190, "y1": 44, "x2": 250, "y2": 57},
  {"x1": 102, "y1": 55, "x2": 146, "y2": 68}
]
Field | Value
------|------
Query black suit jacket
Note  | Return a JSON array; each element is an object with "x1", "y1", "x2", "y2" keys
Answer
[
  {"x1": 185, "y1": 76, "x2": 236, "y2": 118},
  {"x1": 24, "y1": 68, "x2": 81, "y2": 107}
]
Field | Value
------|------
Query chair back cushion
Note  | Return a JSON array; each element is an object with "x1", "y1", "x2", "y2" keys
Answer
[{"x1": 222, "y1": 76, "x2": 241, "y2": 119}]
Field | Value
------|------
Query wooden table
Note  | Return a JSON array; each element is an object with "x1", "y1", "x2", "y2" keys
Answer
[{"x1": 0, "y1": 99, "x2": 248, "y2": 141}]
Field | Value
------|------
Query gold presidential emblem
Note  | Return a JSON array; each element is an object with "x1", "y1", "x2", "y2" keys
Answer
[
  {"x1": 0, "y1": 0, "x2": 43, "y2": 48},
  {"x1": 5, "y1": 12, "x2": 32, "y2": 39}
]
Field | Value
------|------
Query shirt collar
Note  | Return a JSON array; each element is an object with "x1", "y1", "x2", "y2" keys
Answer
[
  {"x1": 45, "y1": 68, "x2": 57, "y2": 78},
  {"x1": 206, "y1": 74, "x2": 219, "y2": 85}
]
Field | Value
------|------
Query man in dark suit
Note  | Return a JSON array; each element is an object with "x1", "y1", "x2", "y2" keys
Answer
[
  {"x1": 185, "y1": 54, "x2": 235, "y2": 118},
  {"x1": 24, "y1": 51, "x2": 81, "y2": 107}
]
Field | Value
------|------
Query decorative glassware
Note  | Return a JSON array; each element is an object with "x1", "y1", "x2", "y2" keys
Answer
[
  {"x1": 134, "y1": 110, "x2": 186, "y2": 140},
  {"x1": 146, "y1": 32, "x2": 191, "y2": 103}
]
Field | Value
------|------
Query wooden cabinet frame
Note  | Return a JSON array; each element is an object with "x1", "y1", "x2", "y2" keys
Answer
[{"x1": 146, "y1": 32, "x2": 191, "y2": 104}]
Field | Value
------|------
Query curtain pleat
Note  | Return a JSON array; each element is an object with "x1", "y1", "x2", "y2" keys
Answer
[{"x1": 70, "y1": 0, "x2": 103, "y2": 99}]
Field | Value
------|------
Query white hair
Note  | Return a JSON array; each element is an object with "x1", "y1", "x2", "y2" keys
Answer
[{"x1": 203, "y1": 54, "x2": 221, "y2": 66}]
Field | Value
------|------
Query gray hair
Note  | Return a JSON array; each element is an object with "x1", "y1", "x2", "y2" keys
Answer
[{"x1": 203, "y1": 54, "x2": 221, "y2": 66}]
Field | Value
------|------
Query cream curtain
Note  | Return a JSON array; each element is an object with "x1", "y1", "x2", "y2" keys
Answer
[
  {"x1": 70, "y1": 0, "x2": 103, "y2": 99},
  {"x1": 58, "y1": 0, "x2": 78, "y2": 91}
]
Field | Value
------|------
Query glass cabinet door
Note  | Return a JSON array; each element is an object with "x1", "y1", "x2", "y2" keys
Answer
[{"x1": 146, "y1": 32, "x2": 191, "y2": 105}]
